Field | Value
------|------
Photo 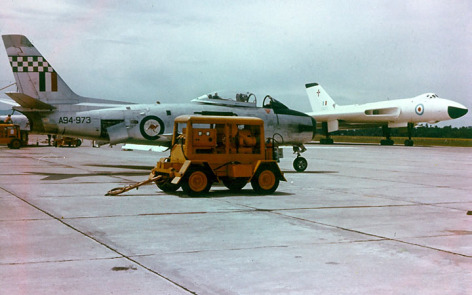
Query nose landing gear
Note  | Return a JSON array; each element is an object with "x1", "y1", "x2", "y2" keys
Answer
[{"x1": 293, "y1": 145, "x2": 308, "y2": 172}]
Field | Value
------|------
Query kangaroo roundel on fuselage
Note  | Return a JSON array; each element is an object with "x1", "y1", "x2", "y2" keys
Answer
[{"x1": 140, "y1": 116, "x2": 165, "y2": 140}]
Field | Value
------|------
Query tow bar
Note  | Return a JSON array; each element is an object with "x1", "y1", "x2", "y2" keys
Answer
[{"x1": 106, "y1": 175, "x2": 163, "y2": 196}]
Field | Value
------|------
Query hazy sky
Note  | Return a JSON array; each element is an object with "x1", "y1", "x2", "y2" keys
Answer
[{"x1": 0, "y1": 0, "x2": 470, "y2": 126}]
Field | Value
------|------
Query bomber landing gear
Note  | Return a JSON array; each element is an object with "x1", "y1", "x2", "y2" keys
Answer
[
  {"x1": 380, "y1": 126, "x2": 394, "y2": 146},
  {"x1": 320, "y1": 122, "x2": 334, "y2": 144},
  {"x1": 380, "y1": 139, "x2": 394, "y2": 145},
  {"x1": 320, "y1": 137, "x2": 334, "y2": 144},
  {"x1": 404, "y1": 139, "x2": 414, "y2": 146},
  {"x1": 404, "y1": 123, "x2": 415, "y2": 146},
  {"x1": 292, "y1": 145, "x2": 308, "y2": 172}
]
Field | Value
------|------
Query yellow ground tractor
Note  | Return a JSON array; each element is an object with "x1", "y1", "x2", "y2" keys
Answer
[
  {"x1": 53, "y1": 136, "x2": 82, "y2": 147},
  {"x1": 107, "y1": 115, "x2": 286, "y2": 196},
  {"x1": 0, "y1": 123, "x2": 23, "y2": 149}
]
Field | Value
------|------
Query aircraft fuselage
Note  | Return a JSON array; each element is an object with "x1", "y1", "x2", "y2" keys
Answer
[
  {"x1": 20, "y1": 102, "x2": 316, "y2": 147},
  {"x1": 308, "y1": 93, "x2": 468, "y2": 130}
]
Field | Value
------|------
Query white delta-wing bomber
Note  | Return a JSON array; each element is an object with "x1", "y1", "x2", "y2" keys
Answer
[
  {"x1": 1, "y1": 35, "x2": 316, "y2": 171},
  {"x1": 305, "y1": 83, "x2": 468, "y2": 146}
]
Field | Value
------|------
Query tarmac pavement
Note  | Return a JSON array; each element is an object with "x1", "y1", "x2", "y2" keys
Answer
[{"x1": 0, "y1": 141, "x2": 470, "y2": 294}]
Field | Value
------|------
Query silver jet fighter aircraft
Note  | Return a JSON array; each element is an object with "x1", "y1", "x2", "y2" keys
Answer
[{"x1": 2, "y1": 35, "x2": 316, "y2": 171}]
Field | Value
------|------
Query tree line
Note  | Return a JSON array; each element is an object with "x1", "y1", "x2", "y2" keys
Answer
[{"x1": 333, "y1": 125, "x2": 472, "y2": 139}]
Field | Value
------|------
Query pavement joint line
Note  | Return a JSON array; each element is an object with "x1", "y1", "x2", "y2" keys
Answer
[
  {"x1": 358, "y1": 195, "x2": 471, "y2": 212},
  {"x1": 219, "y1": 201, "x2": 472, "y2": 258},
  {"x1": 330, "y1": 170, "x2": 470, "y2": 191},
  {"x1": 0, "y1": 186, "x2": 198, "y2": 294},
  {"x1": 0, "y1": 256, "x2": 124, "y2": 266},
  {"x1": 131, "y1": 239, "x2": 391, "y2": 257},
  {"x1": 39, "y1": 204, "x2": 442, "y2": 221},
  {"x1": 0, "y1": 217, "x2": 51, "y2": 222},
  {"x1": 273, "y1": 211, "x2": 472, "y2": 259}
]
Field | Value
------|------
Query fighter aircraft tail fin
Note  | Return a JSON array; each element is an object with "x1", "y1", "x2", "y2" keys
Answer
[
  {"x1": 2, "y1": 34, "x2": 81, "y2": 105},
  {"x1": 305, "y1": 83, "x2": 337, "y2": 112}
]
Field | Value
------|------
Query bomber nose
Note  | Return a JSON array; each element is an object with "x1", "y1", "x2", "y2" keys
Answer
[{"x1": 448, "y1": 106, "x2": 468, "y2": 119}]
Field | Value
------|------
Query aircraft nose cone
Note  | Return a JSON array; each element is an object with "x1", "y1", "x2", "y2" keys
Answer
[{"x1": 448, "y1": 106, "x2": 468, "y2": 119}]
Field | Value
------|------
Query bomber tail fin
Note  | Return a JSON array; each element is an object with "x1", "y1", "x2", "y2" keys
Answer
[
  {"x1": 305, "y1": 83, "x2": 337, "y2": 113},
  {"x1": 2, "y1": 35, "x2": 80, "y2": 105}
]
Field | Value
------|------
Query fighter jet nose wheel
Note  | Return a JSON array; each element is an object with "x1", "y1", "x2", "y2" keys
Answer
[{"x1": 293, "y1": 156, "x2": 308, "y2": 172}]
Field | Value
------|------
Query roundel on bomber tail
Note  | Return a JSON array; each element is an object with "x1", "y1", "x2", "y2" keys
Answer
[
  {"x1": 415, "y1": 104, "x2": 424, "y2": 116},
  {"x1": 140, "y1": 116, "x2": 165, "y2": 140}
]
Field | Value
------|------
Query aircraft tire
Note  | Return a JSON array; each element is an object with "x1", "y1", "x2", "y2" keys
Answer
[
  {"x1": 380, "y1": 139, "x2": 394, "y2": 146},
  {"x1": 251, "y1": 167, "x2": 279, "y2": 194},
  {"x1": 182, "y1": 166, "x2": 212, "y2": 196},
  {"x1": 293, "y1": 157, "x2": 308, "y2": 172},
  {"x1": 404, "y1": 139, "x2": 414, "y2": 146},
  {"x1": 320, "y1": 138, "x2": 334, "y2": 144}
]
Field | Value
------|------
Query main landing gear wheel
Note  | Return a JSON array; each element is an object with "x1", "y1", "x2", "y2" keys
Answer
[
  {"x1": 182, "y1": 167, "x2": 212, "y2": 196},
  {"x1": 293, "y1": 156, "x2": 308, "y2": 172},
  {"x1": 380, "y1": 139, "x2": 394, "y2": 145},
  {"x1": 251, "y1": 167, "x2": 279, "y2": 194},
  {"x1": 320, "y1": 138, "x2": 334, "y2": 144},
  {"x1": 404, "y1": 139, "x2": 414, "y2": 146}
]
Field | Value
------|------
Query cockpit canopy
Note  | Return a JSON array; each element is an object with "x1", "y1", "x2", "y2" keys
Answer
[
  {"x1": 425, "y1": 93, "x2": 439, "y2": 99},
  {"x1": 191, "y1": 90, "x2": 292, "y2": 111},
  {"x1": 192, "y1": 91, "x2": 257, "y2": 107}
]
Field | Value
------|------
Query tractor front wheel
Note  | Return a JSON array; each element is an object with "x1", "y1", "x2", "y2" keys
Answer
[{"x1": 182, "y1": 167, "x2": 212, "y2": 196}]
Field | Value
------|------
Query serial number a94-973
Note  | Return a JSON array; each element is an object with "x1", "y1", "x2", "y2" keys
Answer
[{"x1": 58, "y1": 116, "x2": 92, "y2": 124}]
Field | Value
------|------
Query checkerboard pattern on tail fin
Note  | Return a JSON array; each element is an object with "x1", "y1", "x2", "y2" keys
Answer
[{"x1": 2, "y1": 35, "x2": 79, "y2": 104}]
